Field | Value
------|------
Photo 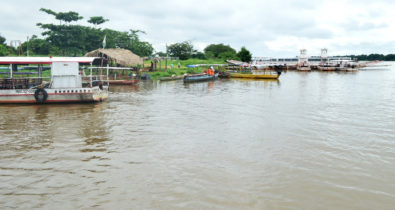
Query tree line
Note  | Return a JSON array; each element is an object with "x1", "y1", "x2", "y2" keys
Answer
[
  {"x1": 0, "y1": 8, "x2": 252, "y2": 62},
  {"x1": 0, "y1": 8, "x2": 153, "y2": 57},
  {"x1": 349, "y1": 54, "x2": 395, "y2": 61},
  {"x1": 162, "y1": 41, "x2": 252, "y2": 62}
]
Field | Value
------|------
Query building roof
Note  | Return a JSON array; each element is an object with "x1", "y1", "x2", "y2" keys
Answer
[
  {"x1": 0, "y1": 57, "x2": 98, "y2": 64},
  {"x1": 84, "y1": 48, "x2": 143, "y2": 67}
]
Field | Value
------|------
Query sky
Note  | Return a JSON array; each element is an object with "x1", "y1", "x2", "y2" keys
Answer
[{"x1": 1, "y1": 0, "x2": 395, "y2": 57}]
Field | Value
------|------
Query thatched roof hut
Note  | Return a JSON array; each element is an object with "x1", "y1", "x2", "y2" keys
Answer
[{"x1": 85, "y1": 48, "x2": 143, "y2": 67}]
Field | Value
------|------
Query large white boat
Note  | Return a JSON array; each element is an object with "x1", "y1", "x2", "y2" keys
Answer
[{"x1": 0, "y1": 57, "x2": 108, "y2": 104}]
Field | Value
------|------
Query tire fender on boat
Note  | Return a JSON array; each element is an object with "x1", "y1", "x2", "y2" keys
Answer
[{"x1": 34, "y1": 88, "x2": 48, "y2": 103}]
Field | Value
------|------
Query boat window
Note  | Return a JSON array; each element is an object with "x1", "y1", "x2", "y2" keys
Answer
[{"x1": 55, "y1": 91, "x2": 57, "y2": 94}]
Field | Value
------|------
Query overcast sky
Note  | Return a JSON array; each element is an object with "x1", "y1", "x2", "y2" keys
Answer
[{"x1": 1, "y1": 0, "x2": 395, "y2": 57}]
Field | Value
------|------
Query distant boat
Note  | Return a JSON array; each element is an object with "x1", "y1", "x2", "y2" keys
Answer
[{"x1": 183, "y1": 73, "x2": 218, "y2": 83}]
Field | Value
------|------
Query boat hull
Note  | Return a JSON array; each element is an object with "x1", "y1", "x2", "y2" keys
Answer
[
  {"x1": 0, "y1": 86, "x2": 108, "y2": 104},
  {"x1": 108, "y1": 80, "x2": 138, "y2": 85},
  {"x1": 229, "y1": 73, "x2": 279, "y2": 79},
  {"x1": 159, "y1": 75, "x2": 184, "y2": 81},
  {"x1": 183, "y1": 74, "x2": 218, "y2": 83}
]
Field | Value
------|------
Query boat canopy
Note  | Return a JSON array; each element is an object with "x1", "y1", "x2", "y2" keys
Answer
[{"x1": 0, "y1": 57, "x2": 98, "y2": 65}]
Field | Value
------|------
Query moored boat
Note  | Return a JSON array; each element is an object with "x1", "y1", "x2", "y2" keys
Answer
[
  {"x1": 229, "y1": 73, "x2": 279, "y2": 79},
  {"x1": 183, "y1": 73, "x2": 218, "y2": 83},
  {"x1": 0, "y1": 57, "x2": 108, "y2": 104},
  {"x1": 159, "y1": 75, "x2": 183, "y2": 81},
  {"x1": 108, "y1": 79, "x2": 138, "y2": 85},
  {"x1": 229, "y1": 69, "x2": 281, "y2": 79}
]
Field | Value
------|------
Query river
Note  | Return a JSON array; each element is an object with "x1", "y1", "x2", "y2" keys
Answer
[{"x1": 1, "y1": 63, "x2": 394, "y2": 209}]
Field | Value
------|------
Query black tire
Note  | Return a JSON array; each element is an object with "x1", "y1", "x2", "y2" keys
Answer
[{"x1": 34, "y1": 88, "x2": 48, "y2": 103}]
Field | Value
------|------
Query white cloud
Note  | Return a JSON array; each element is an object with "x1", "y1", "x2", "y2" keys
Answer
[{"x1": 1, "y1": 0, "x2": 394, "y2": 57}]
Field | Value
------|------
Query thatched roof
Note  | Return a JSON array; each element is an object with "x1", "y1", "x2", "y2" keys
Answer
[{"x1": 85, "y1": 48, "x2": 143, "y2": 67}]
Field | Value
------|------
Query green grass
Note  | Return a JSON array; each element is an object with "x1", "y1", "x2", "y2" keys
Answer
[{"x1": 143, "y1": 58, "x2": 227, "y2": 80}]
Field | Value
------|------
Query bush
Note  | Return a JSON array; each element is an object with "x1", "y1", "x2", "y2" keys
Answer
[{"x1": 0, "y1": 44, "x2": 8, "y2": 56}]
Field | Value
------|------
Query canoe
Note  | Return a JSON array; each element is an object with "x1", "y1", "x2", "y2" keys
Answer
[
  {"x1": 159, "y1": 75, "x2": 184, "y2": 81},
  {"x1": 183, "y1": 73, "x2": 218, "y2": 83},
  {"x1": 229, "y1": 73, "x2": 279, "y2": 79},
  {"x1": 108, "y1": 79, "x2": 138, "y2": 85}
]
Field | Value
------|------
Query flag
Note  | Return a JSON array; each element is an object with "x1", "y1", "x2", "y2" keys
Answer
[{"x1": 102, "y1": 35, "x2": 106, "y2": 49}]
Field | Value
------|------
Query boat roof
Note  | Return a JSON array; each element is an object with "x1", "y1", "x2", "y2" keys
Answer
[{"x1": 0, "y1": 57, "x2": 98, "y2": 64}]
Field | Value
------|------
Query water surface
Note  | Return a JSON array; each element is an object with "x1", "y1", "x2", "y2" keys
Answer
[{"x1": 1, "y1": 63, "x2": 394, "y2": 209}]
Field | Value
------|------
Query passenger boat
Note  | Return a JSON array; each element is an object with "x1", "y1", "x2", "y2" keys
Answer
[
  {"x1": 0, "y1": 57, "x2": 108, "y2": 104},
  {"x1": 183, "y1": 73, "x2": 218, "y2": 83}
]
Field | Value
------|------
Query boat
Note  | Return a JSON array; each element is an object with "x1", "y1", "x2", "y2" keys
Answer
[
  {"x1": 0, "y1": 57, "x2": 108, "y2": 104},
  {"x1": 159, "y1": 75, "x2": 183, "y2": 81},
  {"x1": 108, "y1": 79, "x2": 138, "y2": 85},
  {"x1": 183, "y1": 73, "x2": 218, "y2": 83},
  {"x1": 229, "y1": 69, "x2": 280, "y2": 79},
  {"x1": 229, "y1": 73, "x2": 279, "y2": 79},
  {"x1": 297, "y1": 65, "x2": 311, "y2": 71}
]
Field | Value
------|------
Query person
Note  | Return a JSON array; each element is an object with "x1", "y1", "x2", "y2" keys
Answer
[
  {"x1": 178, "y1": 62, "x2": 181, "y2": 68},
  {"x1": 210, "y1": 66, "x2": 215, "y2": 76},
  {"x1": 150, "y1": 61, "x2": 154, "y2": 71},
  {"x1": 207, "y1": 66, "x2": 215, "y2": 76},
  {"x1": 170, "y1": 63, "x2": 174, "y2": 69}
]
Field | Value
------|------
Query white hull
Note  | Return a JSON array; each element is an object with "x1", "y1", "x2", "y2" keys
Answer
[
  {"x1": 0, "y1": 86, "x2": 108, "y2": 104},
  {"x1": 297, "y1": 66, "x2": 311, "y2": 71}
]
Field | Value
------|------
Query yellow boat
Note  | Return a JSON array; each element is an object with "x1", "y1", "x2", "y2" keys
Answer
[{"x1": 229, "y1": 72, "x2": 280, "y2": 79}]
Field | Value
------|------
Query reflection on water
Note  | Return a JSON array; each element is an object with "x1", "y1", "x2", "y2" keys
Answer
[{"x1": 1, "y1": 63, "x2": 395, "y2": 209}]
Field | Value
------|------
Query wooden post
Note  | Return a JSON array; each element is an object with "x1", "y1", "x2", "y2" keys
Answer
[
  {"x1": 90, "y1": 63, "x2": 93, "y2": 87},
  {"x1": 107, "y1": 64, "x2": 109, "y2": 86},
  {"x1": 9, "y1": 64, "x2": 12, "y2": 78}
]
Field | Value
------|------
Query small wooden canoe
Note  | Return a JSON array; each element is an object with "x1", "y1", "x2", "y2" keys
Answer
[
  {"x1": 229, "y1": 73, "x2": 279, "y2": 79},
  {"x1": 108, "y1": 79, "x2": 139, "y2": 85},
  {"x1": 183, "y1": 73, "x2": 218, "y2": 83},
  {"x1": 159, "y1": 75, "x2": 184, "y2": 81}
]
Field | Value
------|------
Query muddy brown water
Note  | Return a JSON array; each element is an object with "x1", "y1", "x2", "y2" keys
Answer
[{"x1": 1, "y1": 63, "x2": 394, "y2": 209}]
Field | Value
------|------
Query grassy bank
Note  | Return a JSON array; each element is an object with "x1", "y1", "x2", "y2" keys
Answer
[{"x1": 143, "y1": 58, "x2": 226, "y2": 80}]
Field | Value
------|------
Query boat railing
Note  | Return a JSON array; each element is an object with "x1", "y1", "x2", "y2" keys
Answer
[
  {"x1": 83, "y1": 66, "x2": 138, "y2": 86},
  {"x1": 0, "y1": 77, "x2": 50, "y2": 89}
]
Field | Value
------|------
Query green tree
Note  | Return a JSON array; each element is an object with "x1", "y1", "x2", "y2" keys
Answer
[
  {"x1": 102, "y1": 29, "x2": 153, "y2": 56},
  {"x1": 218, "y1": 51, "x2": 239, "y2": 61},
  {"x1": 0, "y1": 34, "x2": 6, "y2": 45},
  {"x1": 384, "y1": 54, "x2": 395, "y2": 61},
  {"x1": 21, "y1": 35, "x2": 58, "y2": 55},
  {"x1": 237, "y1": 47, "x2": 252, "y2": 62},
  {"x1": 37, "y1": 8, "x2": 153, "y2": 57},
  {"x1": 167, "y1": 41, "x2": 194, "y2": 60},
  {"x1": 204, "y1": 43, "x2": 236, "y2": 58},
  {"x1": 88, "y1": 16, "x2": 109, "y2": 26},
  {"x1": 191, "y1": 51, "x2": 206, "y2": 59},
  {"x1": 0, "y1": 44, "x2": 8, "y2": 56},
  {"x1": 40, "y1": 8, "x2": 83, "y2": 24}
]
